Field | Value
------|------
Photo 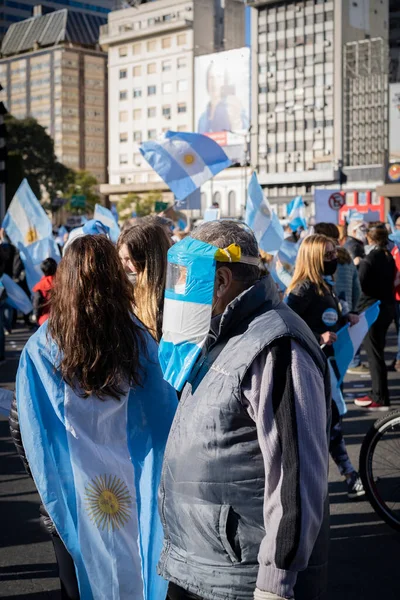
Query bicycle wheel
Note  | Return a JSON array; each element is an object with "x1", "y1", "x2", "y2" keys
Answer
[{"x1": 359, "y1": 410, "x2": 400, "y2": 532}]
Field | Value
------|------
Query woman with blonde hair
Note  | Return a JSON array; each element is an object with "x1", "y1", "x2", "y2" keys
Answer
[
  {"x1": 286, "y1": 234, "x2": 364, "y2": 500},
  {"x1": 118, "y1": 220, "x2": 172, "y2": 341}
]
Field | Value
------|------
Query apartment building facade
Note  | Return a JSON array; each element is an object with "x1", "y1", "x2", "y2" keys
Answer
[
  {"x1": 249, "y1": 0, "x2": 389, "y2": 211},
  {"x1": 99, "y1": 0, "x2": 246, "y2": 211},
  {"x1": 0, "y1": 9, "x2": 108, "y2": 182}
]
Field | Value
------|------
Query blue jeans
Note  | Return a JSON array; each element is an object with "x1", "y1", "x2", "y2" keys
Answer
[{"x1": 349, "y1": 347, "x2": 361, "y2": 369}]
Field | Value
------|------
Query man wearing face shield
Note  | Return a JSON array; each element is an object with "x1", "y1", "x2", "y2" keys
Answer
[
  {"x1": 344, "y1": 220, "x2": 367, "y2": 266},
  {"x1": 158, "y1": 221, "x2": 330, "y2": 600}
]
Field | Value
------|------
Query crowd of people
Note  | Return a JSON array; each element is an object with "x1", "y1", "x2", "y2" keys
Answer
[{"x1": 2, "y1": 211, "x2": 400, "y2": 600}]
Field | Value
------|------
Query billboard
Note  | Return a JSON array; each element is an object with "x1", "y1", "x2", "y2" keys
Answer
[
  {"x1": 389, "y1": 83, "x2": 400, "y2": 162},
  {"x1": 195, "y1": 47, "x2": 250, "y2": 163}
]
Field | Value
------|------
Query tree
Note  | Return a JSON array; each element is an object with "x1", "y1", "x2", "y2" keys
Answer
[
  {"x1": 65, "y1": 170, "x2": 100, "y2": 215},
  {"x1": 5, "y1": 114, "x2": 73, "y2": 205},
  {"x1": 117, "y1": 190, "x2": 163, "y2": 220}
]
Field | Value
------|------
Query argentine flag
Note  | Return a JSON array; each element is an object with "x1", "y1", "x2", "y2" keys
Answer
[
  {"x1": 94, "y1": 204, "x2": 120, "y2": 244},
  {"x1": 18, "y1": 237, "x2": 61, "y2": 292},
  {"x1": 287, "y1": 196, "x2": 307, "y2": 232},
  {"x1": 245, "y1": 172, "x2": 284, "y2": 253},
  {"x1": 333, "y1": 301, "x2": 381, "y2": 385},
  {"x1": 140, "y1": 131, "x2": 232, "y2": 201},
  {"x1": 17, "y1": 323, "x2": 177, "y2": 600},
  {"x1": 1, "y1": 273, "x2": 32, "y2": 314},
  {"x1": 2, "y1": 179, "x2": 52, "y2": 247}
]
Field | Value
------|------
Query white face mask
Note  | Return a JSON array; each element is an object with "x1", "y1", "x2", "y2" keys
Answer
[{"x1": 127, "y1": 272, "x2": 137, "y2": 286}]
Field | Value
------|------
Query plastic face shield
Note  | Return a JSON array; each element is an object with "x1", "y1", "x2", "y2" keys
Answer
[{"x1": 158, "y1": 236, "x2": 260, "y2": 391}]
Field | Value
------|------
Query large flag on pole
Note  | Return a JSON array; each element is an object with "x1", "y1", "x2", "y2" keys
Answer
[
  {"x1": 2, "y1": 179, "x2": 52, "y2": 247},
  {"x1": 287, "y1": 196, "x2": 307, "y2": 231},
  {"x1": 94, "y1": 204, "x2": 120, "y2": 244},
  {"x1": 140, "y1": 131, "x2": 232, "y2": 201},
  {"x1": 17, "y1": 323, "x2": 177, "y2": 600},
  {"x1": 333, "y1": 301, "x2": 381, "y2": 385},
  {"x1": 245, "y1": 172, "x2": 284, "y2": 253}
]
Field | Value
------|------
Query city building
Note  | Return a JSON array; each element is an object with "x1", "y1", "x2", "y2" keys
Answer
[
  {"x1": 249, "y1": 0, "x2": 390, "y2": 214},
  {"x1": 0, "y1": 8, "x2": 108, "y2": 182},
  {"x1": 0, "y1": 0, "x2": 114, "y2": 40},
  {"x1": 99, "y1": 0, "x2": 246, "y2": 208}
]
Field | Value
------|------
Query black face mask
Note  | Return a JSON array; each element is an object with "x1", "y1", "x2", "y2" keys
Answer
[{"x1": 323, "y1": 258, "x2": 338, "y2": 276}]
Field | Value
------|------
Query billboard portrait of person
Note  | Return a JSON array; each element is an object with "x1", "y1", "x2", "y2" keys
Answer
[{"x1": 196, "y1": 49, "x2": 250, "y2": 135}]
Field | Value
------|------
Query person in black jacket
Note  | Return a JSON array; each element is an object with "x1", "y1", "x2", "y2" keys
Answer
[
  {"x1": 354, "y1": 226, "x2": 396, "y2": 411},
  {"x1": 344, "y1": 220, "x2": 367, "y2": 266},
  {"x1": 286, "y1": 234, "x2": 364, "y2": 499}
]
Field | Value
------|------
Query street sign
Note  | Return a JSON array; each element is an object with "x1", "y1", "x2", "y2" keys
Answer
[
  {"x1": 155, "y1": 201, "x2": 169, "y2": 213},
  {"x1": 71, "y1": 194, "x2": 86, "y2": 209},
  {"x1": 328, "y1": 192, "x2": 345, "y2": 210}
]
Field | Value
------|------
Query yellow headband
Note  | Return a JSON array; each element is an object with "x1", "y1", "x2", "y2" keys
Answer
[{"x1": 214, "y1": 244, "x2": 260, "y2": 267}]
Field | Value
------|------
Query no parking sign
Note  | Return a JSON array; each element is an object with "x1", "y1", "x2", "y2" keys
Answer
[{"x1": 314, "y1": 189, "x2": 343, "y2": 224}]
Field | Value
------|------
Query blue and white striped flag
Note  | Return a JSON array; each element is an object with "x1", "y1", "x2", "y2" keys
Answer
[
  {"x1": 333, "y1": 301, "x2": 381, "y2": 385},
  {"x1": 388, "y1": 212, "x2": 395, "y2": 233},
  {"x1": 278, "y1": 239, "x2": 300, "y2": 266},
  {"x1": 1, "y1": 273, "x2": 32, "y2": 314},
  {"x1": 140, "y1": 131, "x2": 232, "y2": 201},
  {"x1": 245, "y1": 173, "x2": 284, "y2": 253},
  {"x1": 94, "y1": 204, "x2": 120, "y2": 244},
  {"x1": 17, "y1": 237, "x2": 61, "y2": 291},
  {"x1": 287, "y1": 196, "x2": 307, "y2": 232},
  {"x1": 2, "y1": 179, "x2": 52, "y2": 247},
  {"x1": 17, "y1": 323, "x2": 177, "y2": 600}
]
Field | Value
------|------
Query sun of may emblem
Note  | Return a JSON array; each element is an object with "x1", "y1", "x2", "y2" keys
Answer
[
  {"x1": 183, "y1": 153, "x2": 195, "y2": 165},
  {"x1": 85, "y1": 475, "x2": 132, "y2": 531},
  {"x1": 24, "y1": 227, "x2": 39, "y2": 245}
]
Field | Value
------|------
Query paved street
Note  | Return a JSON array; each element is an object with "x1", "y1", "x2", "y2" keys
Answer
[{"x1": 0, "y1": 324, "x2": 399, "y2": 599}]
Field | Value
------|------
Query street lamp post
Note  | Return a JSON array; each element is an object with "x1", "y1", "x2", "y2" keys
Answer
[{"x1": 223, "y1": 127, "x2": 252, "y2": 214}]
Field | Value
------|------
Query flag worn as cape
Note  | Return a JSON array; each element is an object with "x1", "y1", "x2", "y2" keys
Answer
[{"x1": 17, "y1": 323, "x2": 177, "y2": 600}]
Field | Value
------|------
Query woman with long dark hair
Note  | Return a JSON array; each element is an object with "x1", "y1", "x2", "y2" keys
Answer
[
  {"x1": 118, "y1": 220, "x2": 172, "y2": 341},
  {"x1": 286, "y1": 234, "x2": 364, "y2": 500},
  {"x1": 10, "y1": 234, "x2": 177, "y2": 600},
  {"x1": 354, "y1": 225, "x2": 396, "y2": 410}
]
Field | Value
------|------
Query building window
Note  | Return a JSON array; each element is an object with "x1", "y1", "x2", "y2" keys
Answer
[
  {"x1": 147, "y1": 40, "x2": 157, "y2": 52},
  {"x1": 162, "y1": 105, "x2": 171, "y2": 118},
  {"x1": 133, "y1": 65, "x2": 142, "y2": 77},
  {"x1": 119, "y1": 154, "x2": 128, "y2": 165},
  {"x1": 162, "y1": 60, "x2": 172, "y2": 72},
  {"x1": 133, "y1": 109, "x2": 142, "y2": 120},
  {"x1": 162, "y1": 82, "x2": 172, "y2": 94},
  {"x1": 177, "y1": 125, "x2": 187, "y2": 132},
  {"x1": 120, "y1": 177, "x2": 126, "y2": 184},
  {"x1": 119, "y1": 132, "x2": 128, "y2": 143},
  {"x1": 148, "y1": 107, "x2": 157, "y2": 118},
  {"x1": 162, "y1": 37, "x2": 172, "y2": 49},
  {"x1": 213, "y1": 191, "x2": 222, "y2": 206},
  {"x1": 177, "y1": 33, "x2": 187, "y2": 46},
  {"x1": 148, "y1": 129, "x2": 157, "y2": 140},
  {"x1": 228, "y1": 191, "x2": 236, "y2": 216},
  {"x1": 119, "y1": 47, "x2": 128, "y2": 58},
  {"x1": 132, "y1": 43, "x2": 141, "y2": 55},
  {"x1": 133, "y1": 153, "x2": 141, "y2": 166},
  {"x1": 148, "y1": 85, "x2": 157, "y2": 96},
  {"x1": 147, "y1": 62, "x2": 157, "y2": 74},
  {"x1": 178, "y1": 102, "x2": 187, "y2": 114},
  {"x1": 119, "y1": 90, "x2": 127, "y2": 100},
  {"x1": 119, "y1": 69, "x2": 127, "y2": 79},
  {"x1": 133, "y1": 88, "x2": 142, "y2": 98},
  {"x1": 133, "y1": 130, "x2": 142, "y2": 142},
  {"x1": 177, "y1": 80, "x2": 188, "y2": 92},
  {"x1": 177, "y1": 57, "x2": 187, "y2": 69},
  {"x1": 119, "y1": 111, "x2": 128, "y2": 122}
]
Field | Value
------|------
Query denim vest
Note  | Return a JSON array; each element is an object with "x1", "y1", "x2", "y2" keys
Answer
[{"x1": 158, "y1": 276, "x2": 330, "y2": 600}]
